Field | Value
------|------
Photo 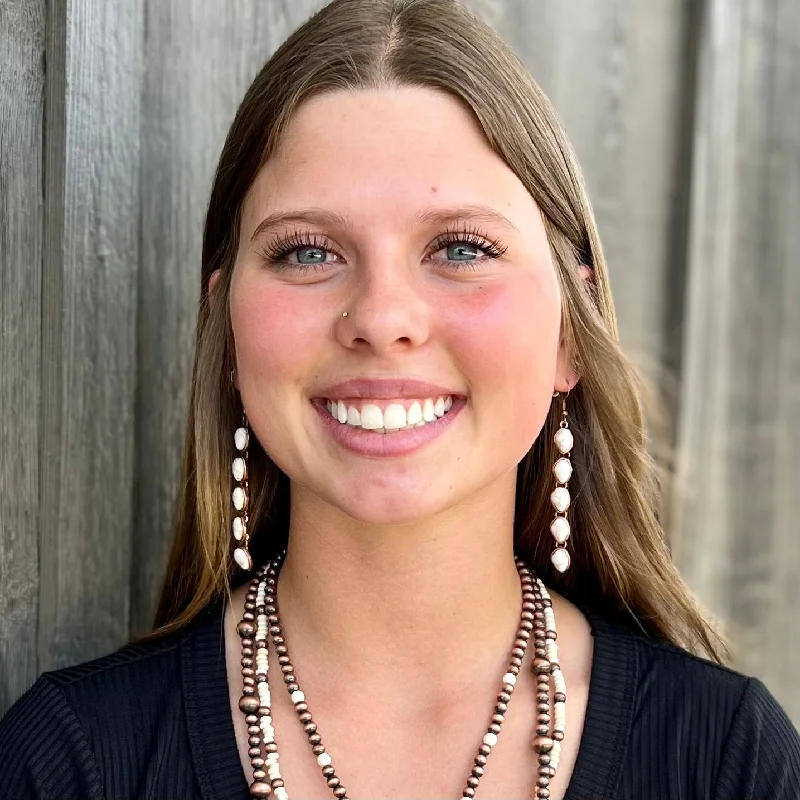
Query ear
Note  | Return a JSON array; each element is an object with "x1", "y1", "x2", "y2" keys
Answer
[
  {"x1": 209, "y1": 268, "x2": 221, "y2": 294},
  {"x1": 554, "y1": 264, "x2": 593, "y2": 393},
  {"x1": 208, "y1": 268, "x2": 238, "y2": 389},
  {"x1": 554, "y1": 347, "x2": 579, "y2": 393}
]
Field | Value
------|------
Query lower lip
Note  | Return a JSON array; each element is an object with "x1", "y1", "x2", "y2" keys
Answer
[{"x1": 311, "y1": 398, "x2": 467, "y2": 457}]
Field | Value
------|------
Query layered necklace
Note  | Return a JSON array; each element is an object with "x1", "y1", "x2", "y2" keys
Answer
[{"x1": 237, "y1": 554, "x2": 566, "y2": 800}]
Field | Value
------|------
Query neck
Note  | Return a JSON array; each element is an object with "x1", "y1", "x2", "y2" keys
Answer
[{"x1": 271, "y1": 476, "x2": 526, "y2": 708}]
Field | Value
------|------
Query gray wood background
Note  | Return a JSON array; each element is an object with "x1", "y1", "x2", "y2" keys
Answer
[{"x1": 1, "y1": 0, "x2": 798, "y2": 726}]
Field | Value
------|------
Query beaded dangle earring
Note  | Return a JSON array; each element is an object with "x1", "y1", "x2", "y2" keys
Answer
[
  {"x1": 231, "y1": 370, "x2": 253, "y2": 571},
  {"x1": 550, "y1": 391, "x2": 573, "y2": 573}
]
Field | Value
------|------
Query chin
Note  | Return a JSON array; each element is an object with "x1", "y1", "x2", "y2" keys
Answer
[{"x1": 325, "y1": 480, "x2": 460, "y2": 527}]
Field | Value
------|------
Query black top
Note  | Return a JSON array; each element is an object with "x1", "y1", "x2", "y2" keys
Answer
[{"x1": 1, "y1": 596, "x2": 799, "y2": 800}]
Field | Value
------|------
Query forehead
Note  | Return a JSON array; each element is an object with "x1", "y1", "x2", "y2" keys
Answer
[{"x1": 242, "y1": 87, "x2": 540, "y2": 230}]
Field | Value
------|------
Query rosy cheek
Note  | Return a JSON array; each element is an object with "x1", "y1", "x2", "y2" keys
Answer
[
  {"x1": 440, "y1": 275, "x2": 560, "y2": 379},
  {"x1": 437, "y1": 274, "x2": 560, "y2": 452},
  {"x1": 231, "y1": 281, "x2": 326, "y2": 387}
]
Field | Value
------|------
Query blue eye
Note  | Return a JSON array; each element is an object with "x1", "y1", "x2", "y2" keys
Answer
[
  {"x1": 430, "y1": 230, "x2": 507, "y2": 268},
  {"x1": 257, "y1": 234, "x2": 342, "y2": 273},
  {"x1": 446, "y1": 242, "x2": 481, "y2": 261},
  {"x1": 294, "y1": 246, "x2": 329, "y2": 264}
]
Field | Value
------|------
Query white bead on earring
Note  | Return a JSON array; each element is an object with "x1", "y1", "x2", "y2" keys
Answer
[
  {"x1": 550, "y1": 392, "x2": 573, "y2": 573},
  {"x1": 232, "y1": 414, "x2": 253, "y2": 571}
]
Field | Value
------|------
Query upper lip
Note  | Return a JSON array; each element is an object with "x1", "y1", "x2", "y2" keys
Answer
[{"x1": 312, "y1": 378, "x2": 465, "y2": 400}]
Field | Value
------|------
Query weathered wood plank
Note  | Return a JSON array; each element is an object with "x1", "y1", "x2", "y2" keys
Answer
[
  {"x1": 672, "y1": 0, "x2": 800, "y2": 724},
  {"x1": 763, "y1": 0, "x2": 800, "y2": 725},
  {"x1": 0, "y1": 0, "x2": 45, "y2": 714},
  {"x1": 37, "y1": 0, "x2": 143, "y2": 671},
  {"x1": 132, "y1": 0, "x2": 327, "y2": 635},
  {"x1": 489, "y1": 0, "x2": 693, "y2": 376}
]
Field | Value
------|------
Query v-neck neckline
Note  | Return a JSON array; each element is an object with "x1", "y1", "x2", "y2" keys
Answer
[{"x1": 182, "y1": 592, "x2": 638, "y2": 800}]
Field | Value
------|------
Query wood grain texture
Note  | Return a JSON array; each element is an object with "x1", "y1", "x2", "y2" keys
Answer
[
  {"x1": 0, "y1": 0, "x2": 45, "y2": 711},
  {"x1": 489, "y1": 0, "x2": 693, "y2": 378},
  {"x1": 37, "y1": 0, "x2": 143, "y2": 672},
  {"x1": 132, "y1": 0, "x2": 327, "y2": 635},
  {"x1": 671, "y1": 0, "x2": 800, "y2": 723}
]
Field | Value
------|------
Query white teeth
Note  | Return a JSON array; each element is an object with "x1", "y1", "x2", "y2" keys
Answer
[
  {"x1": 383, "y1": 403, "x2": 407, "y2": 430},
  {"x1": 360, "y1": 404, "x2": 384, "y2": 430},
  {"x1": 406, "y1": 401, "x2": 422, "y2": 425},
  {"x1": 323, "y1": 395, "x2": 458, "y2": 433}
]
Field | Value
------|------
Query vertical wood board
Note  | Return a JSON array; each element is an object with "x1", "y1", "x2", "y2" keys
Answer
[
  {"x1": 672, "y1": 0, "x2": 800, "y2": 723},
  {"x1": 0, "y1": 0, "x2": 45, "y2": 710},
  {"x1": 37, "y1": 0, "x2": 143, "y2": 671}
]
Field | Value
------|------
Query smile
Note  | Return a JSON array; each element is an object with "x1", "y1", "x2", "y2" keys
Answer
[
  {"x1": 310, "y1": 395, "x2": 467, "y2": 457},
  {"x1": 323, "y1": 395, "x2": 455, "y2": 433}
]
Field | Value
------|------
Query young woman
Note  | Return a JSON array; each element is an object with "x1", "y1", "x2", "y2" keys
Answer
[{"x1": 2, "y1": 1, "x2": 798, "y2": 798}]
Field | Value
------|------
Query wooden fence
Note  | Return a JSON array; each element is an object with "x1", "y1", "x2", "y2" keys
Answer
[{"x1": 1, "y1": 0, "x2": 798, "y2": 724}]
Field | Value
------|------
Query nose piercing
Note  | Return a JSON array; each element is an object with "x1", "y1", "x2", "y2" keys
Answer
[{"x1": 341, "y1": 311, "x2": 348, "y2": 318}]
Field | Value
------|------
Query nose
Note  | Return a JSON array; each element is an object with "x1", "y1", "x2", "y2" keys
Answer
[{"x1": 336, "y1": 257, "x2": 430, "y2": 354}]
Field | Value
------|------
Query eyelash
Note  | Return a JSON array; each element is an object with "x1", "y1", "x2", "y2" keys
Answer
[
  {"x1": 258, "y1": 231, "x2": 332, "y2": 269},
  {"x1": 431, "y1": 226, "x2": 508, "y2": 265},
  {"x1": 257, "y1": 226, "x2": 508, "y2": 273}
]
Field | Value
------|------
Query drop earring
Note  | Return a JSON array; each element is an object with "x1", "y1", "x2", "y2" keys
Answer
[
  {"x1": 550, "y1": 391, "x2": 573, "y2": 573},
  {"x1": 231, "y1": 412, "x2": 253, "y2": 571}
]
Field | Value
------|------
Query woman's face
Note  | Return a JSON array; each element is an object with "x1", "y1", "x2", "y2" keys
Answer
[{"x1": 227, "y1": 87, "x2": 574, "y2": 525}]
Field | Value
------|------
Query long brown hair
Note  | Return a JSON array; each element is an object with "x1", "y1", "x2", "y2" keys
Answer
[{"x1": 150, "y1": 0, "x2": 728, "y2": 663}]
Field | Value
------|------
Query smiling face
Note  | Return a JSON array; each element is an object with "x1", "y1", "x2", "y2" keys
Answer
[{"x1": 227, "y1": 86, "x2": 574, "y2": 526}]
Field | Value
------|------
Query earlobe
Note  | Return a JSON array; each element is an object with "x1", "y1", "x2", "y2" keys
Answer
[
  {"x1": 554, "y1": 357, "x2": 580, "y2": 394},
  {"x1": 554, "y1": 339, "x2": 580, "y2": 394}
]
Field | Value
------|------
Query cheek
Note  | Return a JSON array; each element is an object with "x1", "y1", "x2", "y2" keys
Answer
[
  {"x1": 442, "y1": 276, "x2": 561, "y2": 384},
  {"x1": 441, "y1": 276, "x2": 560, "y2": 439},
  {"x1": 230, "y1": 279, "x2": 324, "y2": 390}
]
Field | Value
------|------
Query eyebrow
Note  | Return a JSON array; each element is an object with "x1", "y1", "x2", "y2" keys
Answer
[
  {"x1": 249, "y1": 204, "x2": 519, "y2": 242},
  {"x1": 250, "y1": 209, "x2": 350, "y2": 243},
  {"x1": 413, "y1": 205, "x2": 520, "y2": 233}
]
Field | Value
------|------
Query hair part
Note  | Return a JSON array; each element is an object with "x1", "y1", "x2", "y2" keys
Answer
[{"x1": 147, "y1": 0, "x2": 728, "y2": 664}]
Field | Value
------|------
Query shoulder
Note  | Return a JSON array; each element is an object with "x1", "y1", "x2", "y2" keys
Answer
[
  {"x1": 577, "y1": 595, "x2": 765, "y2": 704},
  {"x1": 632, "y1": 625, "x2": 754, "y2": 700},
  {"x1": 712, "y1": 675, "x2": 800, "y2": 798},
  {"x1": 0, "y1": 672, "x2": 103, "y2": 799},
  {"x1": 43, "y1": 625, "x2": 187, "y2": 711},
  {"x1": 0, "y1": 622, "x2": 192, "y2": 799},
  {"x1": 38, "y1": 624, "x2": 190, "y2": 752},
  {"x1": 597, "y1": 613, "x2": 800, "y2": 798}
]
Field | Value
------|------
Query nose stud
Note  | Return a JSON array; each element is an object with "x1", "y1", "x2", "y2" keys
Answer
[{"x1": 341, "y1": 311, "x2": 348, "y2": 318}]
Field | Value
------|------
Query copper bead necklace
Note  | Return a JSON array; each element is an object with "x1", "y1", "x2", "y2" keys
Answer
[{"x1": 237, "y1": 554, "x2": 566, "y2": 799}]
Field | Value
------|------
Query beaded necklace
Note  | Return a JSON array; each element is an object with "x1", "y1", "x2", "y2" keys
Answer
[{"x1": 237, "y1": 555, "x2": 566, "y2": 799}]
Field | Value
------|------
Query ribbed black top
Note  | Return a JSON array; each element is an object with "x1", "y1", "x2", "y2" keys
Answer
[{"x1": 1, "y1": 596, "x2": 798, "y2": 799}]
